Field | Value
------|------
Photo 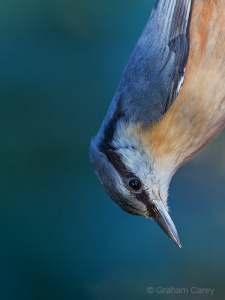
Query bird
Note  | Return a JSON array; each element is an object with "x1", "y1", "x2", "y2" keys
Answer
[{"x1": 90, "y1": 0, "x2": 225, "y2": 248}]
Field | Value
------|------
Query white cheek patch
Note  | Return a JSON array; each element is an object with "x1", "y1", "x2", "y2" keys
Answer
[
  {"x1": 112, "y1": 125, "x2": 153, "y2": 184},
  {"x1": 119, "y1": 148, "x2": 152, "y2": 180},
  {"x1": 112, "y1": 122, "x2": 152, "y2": 179},
  {"x1": 111, "y1": 122, "x2": 171, "y2": 208}
]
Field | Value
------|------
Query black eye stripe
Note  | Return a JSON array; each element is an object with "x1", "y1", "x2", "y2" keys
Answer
[
  {"x1": 106, "y1": 149, "x2": 135, "y2": 179},
  {"x1": 106, "y1": 150, "x2": 148, "y2": 198},
  {"x1": 104, "y1": 148, "x2": 157, "y2": 217},
  {"x1": 135, "y1": 191, "x2": 157, "y2": 217}
]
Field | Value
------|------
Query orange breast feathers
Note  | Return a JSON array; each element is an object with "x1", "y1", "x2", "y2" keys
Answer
[{"x1": 140, "y1": 0, "x2": 225, "y2": 168}]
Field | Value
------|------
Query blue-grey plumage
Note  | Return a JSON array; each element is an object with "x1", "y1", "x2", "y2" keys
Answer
[
  {"x1": 109, "y1": 0, "x2": 191, "y2": 126},
  {"x1": 90, "y1": 0, "x2": 192, "y2": 248},
  {"x1": 90, "y1": 0, "x2": 225, "y2": 247}
]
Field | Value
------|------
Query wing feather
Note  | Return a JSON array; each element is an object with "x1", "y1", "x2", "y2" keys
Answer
[
  {"x1": 97, "y1": 0, "x2": 193, "y2": 149},
  {"x1": 116, "y1": 0, "x2": 192, "y2": 125}
]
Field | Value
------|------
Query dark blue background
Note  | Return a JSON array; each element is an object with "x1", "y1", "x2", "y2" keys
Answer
[{"x1": 0, "y1": 0, "x2": 224, "y2": 299}]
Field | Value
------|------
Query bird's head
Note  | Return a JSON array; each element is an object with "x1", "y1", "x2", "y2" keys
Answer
[{"x1": 90, "y1": 121, "x2": 181, "y2": 248}]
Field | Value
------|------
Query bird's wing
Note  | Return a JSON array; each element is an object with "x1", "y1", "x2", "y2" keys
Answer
[{"x1": 116, "y1": 0, "x2": 192, "y2": 125}]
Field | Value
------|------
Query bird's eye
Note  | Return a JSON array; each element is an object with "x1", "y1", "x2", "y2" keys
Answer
[{"x1": 129, "y1": 178, "x2": 142, "y2": 191}]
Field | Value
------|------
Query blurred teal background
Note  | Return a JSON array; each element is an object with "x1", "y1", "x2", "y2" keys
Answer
[{"x1": 0, "y1": 0, "x2": 225, "y2": 299}]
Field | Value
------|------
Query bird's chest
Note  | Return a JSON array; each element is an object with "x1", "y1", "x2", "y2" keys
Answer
[
  {"x1": 174, "y1": 0, "x2": 225, "y2": 153},
  {"x1": 145, "y1": 1, "x2": 225, "y2": 166}
]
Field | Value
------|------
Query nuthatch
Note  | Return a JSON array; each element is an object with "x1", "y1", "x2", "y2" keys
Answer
[{"x1": 90, "y1": 0, "x2": 225, "y2": 247}]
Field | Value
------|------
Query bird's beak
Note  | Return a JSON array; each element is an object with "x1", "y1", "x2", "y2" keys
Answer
[{"x1": 152, "y1": 200, "x2": 182, "y2": 248}]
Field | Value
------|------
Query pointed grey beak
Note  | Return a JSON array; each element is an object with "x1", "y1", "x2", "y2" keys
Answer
[{"x1": 152, "y1": 200, "x2": 182, "y2": 248}]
